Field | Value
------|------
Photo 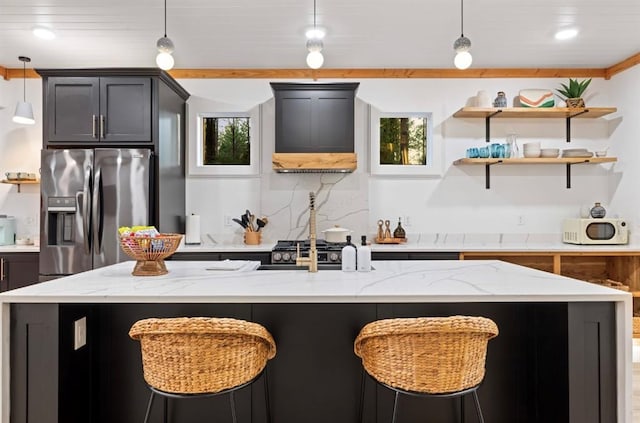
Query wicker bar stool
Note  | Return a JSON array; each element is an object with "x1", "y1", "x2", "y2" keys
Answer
[
  {"x1": 129, "y1": 317, "x2": 277, "y2": 423},
  {"x1": 354, "y1": 315, "x2": 498, "y2": 423}
]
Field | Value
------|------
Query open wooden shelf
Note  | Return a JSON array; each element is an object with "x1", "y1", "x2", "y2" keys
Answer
[
  {"x1": 454, "y1": 157, "x2": 617, "y2": 165},
  {"x1": 1, "y1": 179, "x2": 39, "y2": 193},
  {"x1": 453, "y1": 107, "x2": 617, "y2": 119},
  {"x1": 453, "y1": 157, "x2": 617, "y2": 189},
  {"x1": 452, "y1": 106, "x2": 617, "y2": 144}
]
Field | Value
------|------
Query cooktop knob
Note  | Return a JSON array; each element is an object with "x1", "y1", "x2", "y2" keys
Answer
[
  {"x1": 282, "y1": 253, "x2": 291, "y2": 262},
  {"x1": 329, "y1": 252, "x2": 340, "y2": 262},
  {"x1": 272, "y1": 252, "x2": 282, "y2": 262},
  {"x1": 291, "y1": 253, "x2": 297, "y2": 261}
]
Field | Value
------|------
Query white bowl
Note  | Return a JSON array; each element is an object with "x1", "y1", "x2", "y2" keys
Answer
[
  {"x1": 540, "y1": 148, "x2": 559, "y2": 158},
  {"x1": 523, "y1": 149, "x2": 541, "y2": 158}
]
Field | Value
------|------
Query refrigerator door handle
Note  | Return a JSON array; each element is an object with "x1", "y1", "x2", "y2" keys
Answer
[
  {"x1": 92, "y1": 167, "x2": 103, "y2": 254},
  {"x1": 79, "y1": 166, "x2": 92, "y2": 254}
]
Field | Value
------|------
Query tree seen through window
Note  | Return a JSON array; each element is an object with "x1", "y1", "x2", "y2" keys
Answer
[{"x1": 202, "y1": 117, "x2": 250, "y2": 165}]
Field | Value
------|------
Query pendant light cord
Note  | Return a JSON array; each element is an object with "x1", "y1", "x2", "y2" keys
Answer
[
  {"x1": 313, "y1": 0, "x2": 317, "y2": 29},
  {"x1": 22, "y1": 60, "x2": 26, "y2": 101},
  {"x1": 460, "y1": 0, "x2": 464, "y2": 37},
  {"x1": 163, "y1": 0, "x2": 167, "y2": 37}
]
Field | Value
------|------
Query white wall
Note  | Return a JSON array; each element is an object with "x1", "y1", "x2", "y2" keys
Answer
[
  {"x1": 179, "y1": 77, "x2": 616, "y2": 241},
  {"x1": 0, "y1": 74, "x2": 625, "y2": 242},
  {"x1": 0, "y1": 78, "x2": 42, "y2": 239},
  {"x1": 607, "y1": 65, "x2": 640, "y2": 234}
]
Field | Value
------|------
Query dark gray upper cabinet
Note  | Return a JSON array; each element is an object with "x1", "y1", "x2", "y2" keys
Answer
[
  {"x1": 37, "y1": 68, "x2": 189, "y2": 149},
  {"x1": 43, "y1": 76, "x2": 151, "y2": 143},
  {"x1": 270, "y1": 83, "x2": 359, "y2": 153}
]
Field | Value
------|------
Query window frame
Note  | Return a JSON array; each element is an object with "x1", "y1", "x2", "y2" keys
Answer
[
  {"x1": 369, "y1": 109, "x2": 442, "y2": 177},
  {"x1": 187, "y1": 107, "x2": 261, "y2": 177}
]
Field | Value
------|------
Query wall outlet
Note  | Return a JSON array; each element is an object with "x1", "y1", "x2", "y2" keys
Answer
[
  {"x1": 224, "y1": 215, "x2": 233, "y2": 227},
  {"x1": 517, "y1": 215, "x2": 525, "y2": 226},
  {"x1": 74, "y1": 317, "x2": 87, "y2": 350}
]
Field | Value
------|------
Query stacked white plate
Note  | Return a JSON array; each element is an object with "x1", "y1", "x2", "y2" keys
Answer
[
  {"x1": 562, "y1": 148, "x2": 593, "y2": 158},
  {"x1": 523, "y1": 142, "x2": 541, "y2": 158}
]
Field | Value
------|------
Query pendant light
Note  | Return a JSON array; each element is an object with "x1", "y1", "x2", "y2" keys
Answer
[
  {"x1": 306, "y1": 0, "x2": 324, "y2": 69},
  {"x1": 156, "y1": 0, "x2": 175, "y2": 70},
  {"x1": 453, "y1": 0, "x2": 472, "y2": 70},
  {"x1": 13, "y1": 56, "x2": 35, "y2": 125}
]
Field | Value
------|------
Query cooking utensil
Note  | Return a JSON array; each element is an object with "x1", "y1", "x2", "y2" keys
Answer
[
  {"x1": 256, "y1": 217, "x2": 268, "y2": 231},
  {"x1": 232, "y1": 218, "x2": 247, "y2": 229},
  {"x1": 249, "y1": 214, "x2": 256, "y2": 231},
  {"x1": 245, "y1": 210, "x2": 253, "y2": 231},
  {"x1": 241, "y1": 214, "x2": 250, "y2": 230}
]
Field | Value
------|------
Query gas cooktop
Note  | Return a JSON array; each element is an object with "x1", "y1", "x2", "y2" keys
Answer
[{"x1": 271, "y1": 239, "x2": 347, "y2": 264}]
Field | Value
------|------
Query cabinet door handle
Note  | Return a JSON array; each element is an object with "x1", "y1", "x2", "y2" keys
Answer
[
  {"x1": 0, "y1": 258, "x2": 5, "y2": 281},
  {"x1": 92, "y1": 115, "x2": 97, "y2": 138},
  {"x1": 100, "y1": 115, "x2": 105, "y2": 139}
]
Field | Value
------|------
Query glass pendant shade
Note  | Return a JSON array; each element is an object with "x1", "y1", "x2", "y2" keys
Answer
[
  {"x1": 13, "y1": 101, "x2": 35, "y2": 125},
  {"x1": 156, "y1": 36, "x2": 175, "y2": 53},
  {"x1": 156, "y1": 52, "x2": 175, "y2": 70},
  {"x1": 306, "y1": 51, "x2": 324, "y2": 69},
  {"x1": 454, "y1": 51, "x2": 473, "y2": 70}
]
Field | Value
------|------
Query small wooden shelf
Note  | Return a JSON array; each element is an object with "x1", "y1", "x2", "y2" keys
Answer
[
  {"x1": 453, "y1": 157, "x2": 617, "y2": 189},
  {"x1": 454, "y1": 157, "x2": 617, "y2": 165},
  {"x1": 453, "y1": 107, "x2": 617, "y2": 119},
  {"x1": 1, "y1": 179, "x2": 39, "y2": 193},
  {"x1": 452, "y1": 106, "x2": 617, "y2": 143}
]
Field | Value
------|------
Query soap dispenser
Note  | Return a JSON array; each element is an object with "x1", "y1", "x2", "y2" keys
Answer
[
  {"x1": 341, "y1": 235, "x2": 357, "y2": 272},
  {"x1": 357, "y1": 235, "x2": 372, "y2": 272}
]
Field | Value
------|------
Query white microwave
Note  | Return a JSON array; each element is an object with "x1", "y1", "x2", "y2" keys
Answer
[{"x1": 562, "y1": 218, "x2": 629, "y2": 245}]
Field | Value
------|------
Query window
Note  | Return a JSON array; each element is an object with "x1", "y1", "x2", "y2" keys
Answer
[
  {"x1": 202, "y1": 117, "x2": 250, "y2": 165},
  {"x1": 187, "y1": 98, "x2": 261, "y2": 176},
  {"x1": 370, "y1": 108, "x2": 441, "y2": 176}
]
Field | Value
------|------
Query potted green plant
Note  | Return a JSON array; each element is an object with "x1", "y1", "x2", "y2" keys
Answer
[{"x1": 556, "y1": 78, "x2": 592, "y2": 108}]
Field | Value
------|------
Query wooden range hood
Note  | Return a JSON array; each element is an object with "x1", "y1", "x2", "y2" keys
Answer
[{"x1": 271, "y1": 82, "x2": 359, "y2": 173}]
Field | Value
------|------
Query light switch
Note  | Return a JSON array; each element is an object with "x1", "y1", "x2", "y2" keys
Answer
[{"x1": 74, "y1": 316, "x2": 87, "y2": 350}]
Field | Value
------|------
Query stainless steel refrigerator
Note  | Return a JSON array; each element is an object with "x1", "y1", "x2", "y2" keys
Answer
[{"x1": 40, "y1": 148, "x2": 152, "y2": 278}]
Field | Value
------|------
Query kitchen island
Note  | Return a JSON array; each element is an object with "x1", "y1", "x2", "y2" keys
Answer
[{"x1": 0, "y1": 260, "x2": 632, "y2": 423}]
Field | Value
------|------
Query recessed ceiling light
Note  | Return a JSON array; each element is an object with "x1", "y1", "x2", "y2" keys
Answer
[
  {"x1": 555, "y1": 28, "x2": 578, "y2": 41},
  {"x1": 33, "y1": 26, "x2": 56, "y2": 40}
]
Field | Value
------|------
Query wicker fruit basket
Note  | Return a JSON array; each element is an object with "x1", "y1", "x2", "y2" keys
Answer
[{"x1": 119, "y1": 234, "x2": 183, "y2": 276}]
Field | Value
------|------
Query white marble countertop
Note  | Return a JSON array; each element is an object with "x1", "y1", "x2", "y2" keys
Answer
[
  {"x1": 0, "y1": 245, "x2": 39, "y2": 253},
  {"x1": 176, "y1": 233, "x2": 640, "y2": 254},
  {"x1": 0, "y1": 259, "x2": 630, "y2": 304}
]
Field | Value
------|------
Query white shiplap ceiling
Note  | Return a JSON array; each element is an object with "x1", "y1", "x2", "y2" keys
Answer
[{"x1": 0, "y1": 0, "x2": 639, "y2": 70}]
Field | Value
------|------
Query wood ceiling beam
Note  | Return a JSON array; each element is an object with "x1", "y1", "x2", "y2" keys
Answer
[
  {"x1": 605, "y1": 52, "x2": 640, "y2": 79},
  {"x1": 168, "y1": 68, "x2": 606, "y2": 79},
  {"x1": 3, "y1": 68, "x2": 39, "y2": 80},
  {"x1": 1, "y1": 51, "x2": 638, "y2": 80}
]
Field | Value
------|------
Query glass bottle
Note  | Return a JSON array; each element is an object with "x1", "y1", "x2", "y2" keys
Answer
[
  {"x1": 493, "y1": 91, "x2": 508, "y2": 107},
  {"x1": 590, "y1": 202, "x2": 606, "y2": 219},
  {"x1": 506, "y1": 133, "x2": 519, "y2": 158},
  {"x1": 393, "y1": 218, "x2": 406, "y2": 239}
]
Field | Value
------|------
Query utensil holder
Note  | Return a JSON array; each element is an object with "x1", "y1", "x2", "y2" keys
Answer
[{"x1": 244, "y1": 231, "x2": 261, "y2": 245}]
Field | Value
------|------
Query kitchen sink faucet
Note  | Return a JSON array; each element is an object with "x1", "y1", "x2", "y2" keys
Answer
[{"x1": 296, "y1": 192, "x2": 318, "y2": 272}]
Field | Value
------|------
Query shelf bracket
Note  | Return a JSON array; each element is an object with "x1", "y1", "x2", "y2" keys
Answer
[
  {"x1": 485, "y1": 110, "x2": 503, "y2": 143},
  {"x1": 565, "y1": 109, "x2": 589, "y2": 142},
  {"x1": 565, "y1": 160, "x2": 590, "y2": 188},
  {"x1": 484, "y1": 160, "x2": 503, "y2": 189}
]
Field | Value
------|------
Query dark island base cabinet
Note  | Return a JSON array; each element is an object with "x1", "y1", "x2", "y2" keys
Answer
[
  {"x1": 170, "y1": 251, "x2": 272, "y2": 263},
  {"x1": 10, "y1": 302, "x2": 616, "y2": 423},
  {"x1": 44, "y1": 77, "x2": 152, "y2": 144},
  {"x1": 0, "y1": 253, "x2": 39, "y2": 292}
]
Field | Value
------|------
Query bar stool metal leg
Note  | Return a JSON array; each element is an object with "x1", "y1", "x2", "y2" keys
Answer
[
  {"x1": 472, "y1": 390, "x2": 484, "y2": 423},
  {"x1": 391, "y1": 391, "x2": 400, "y2": 423},
  {"x1": 143, "y1": 391, "x2": 155, "y2": 423},
  {"x1": 264, "y1": 368, "x2": 273, "y2": 423},
  {"x1": 229, "y1": 390, "x2": 238, "y2": 423}
]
